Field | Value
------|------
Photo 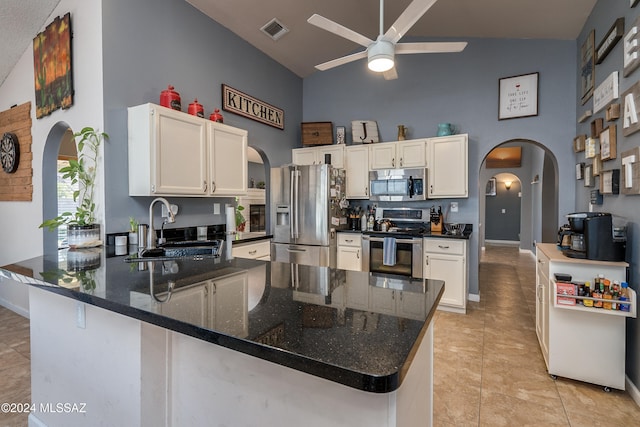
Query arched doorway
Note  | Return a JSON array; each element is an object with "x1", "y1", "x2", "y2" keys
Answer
[
  {"x1": 42, "y1": 122, "x2": 73, "y2": 255},
  {"x1": 479, "y1": 139, "x2": 559, "y2": 253}
]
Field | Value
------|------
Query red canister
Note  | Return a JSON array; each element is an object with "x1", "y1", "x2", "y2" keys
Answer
[
  {"x1": 188, "y1": 98, "x2": 204, "y2": 118},
  {"x1": 160, "y1": 85, "x2": 182, "y2": 111},
  {"x1": 209, "y1": 108, "x2": 223, "y2": 123}
]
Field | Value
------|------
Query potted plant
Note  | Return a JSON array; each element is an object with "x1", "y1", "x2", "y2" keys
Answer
[
  {"x1": 128, "y1": 216, "x2": 139, "y2": 246},
  {"x1": 40, "y1": 127, "x2": 108, "y2": 248},
  {"x1": 236, "y1": 204, "x2": 246, "y2": 232}
]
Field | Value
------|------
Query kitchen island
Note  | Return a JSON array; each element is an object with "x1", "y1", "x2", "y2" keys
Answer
[{"x1": 0, "y1": 246, "x2": 443, "y2": 427}]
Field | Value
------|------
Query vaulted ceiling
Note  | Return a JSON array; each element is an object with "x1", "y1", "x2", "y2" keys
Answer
[{"x1": 0, "y1": 0, "x2": 597, "y2": 87}]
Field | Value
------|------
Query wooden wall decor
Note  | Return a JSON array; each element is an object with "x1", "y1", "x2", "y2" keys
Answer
[
  {"x1": 600, "y1": 125, "x2": 617, "y2": 161},
  {"x1": 0, "y1": 103, "x2": 33, "y2": 201},
  {"x1": 621, "y1": 147, "x2": 640, "y2": 194},
  {"x1": 622, "y1": 80, "x2": 640, "y2": 136}
]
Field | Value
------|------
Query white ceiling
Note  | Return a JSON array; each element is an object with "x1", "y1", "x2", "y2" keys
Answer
[{"x1": 0, "y1": 0, "x2": 597, "y2": 87}]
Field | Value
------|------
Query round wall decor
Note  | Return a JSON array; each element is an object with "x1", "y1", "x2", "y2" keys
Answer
[{"x1": 1, "y1": 132, "x2": 20, "y2": 173}]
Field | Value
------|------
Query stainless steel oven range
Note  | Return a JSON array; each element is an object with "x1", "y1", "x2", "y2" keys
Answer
[{"x1": 361, "y1": 208, "x2": 428, "y2": 278}]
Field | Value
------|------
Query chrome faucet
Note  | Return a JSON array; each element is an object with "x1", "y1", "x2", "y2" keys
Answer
[{"x1": 147, "y1": 197, "x2": 176, "y2": 249}]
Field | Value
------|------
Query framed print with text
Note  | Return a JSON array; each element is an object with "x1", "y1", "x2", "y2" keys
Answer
[
  {"x1": 581, "y1": 30, "x2": 595, "y2": 104},
  {"x1": 600, "y1": 126, "x2": 617, "y2": 161},
  {"x1": 584, "y1": 164, "x2": 594, "y2": 187},
  {"x1": 499, "y1": 72, "x2": 539, "y2": 120}
]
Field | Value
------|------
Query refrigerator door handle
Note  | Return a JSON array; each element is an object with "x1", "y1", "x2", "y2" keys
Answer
[
  {"x1": 290, "y1": 169, "x2": 296, "y2": 239},
  {"x1": 293, "y1": 169, "x2": 300, "y2": 239}
]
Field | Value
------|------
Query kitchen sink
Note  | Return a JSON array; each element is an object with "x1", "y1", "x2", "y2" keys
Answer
[{"x1": 124, "y1": 240, "x2": 224, "y2": 262}]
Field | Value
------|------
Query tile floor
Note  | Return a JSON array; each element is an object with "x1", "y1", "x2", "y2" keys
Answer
[
  {"x1": 1, "y1": 244, "x2": 639, "y2": 426},
  {"x1": 433, "y1": 244, "x2": 640, "y2": 426}
]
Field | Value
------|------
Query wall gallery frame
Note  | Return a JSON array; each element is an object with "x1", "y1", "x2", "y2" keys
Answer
[
  {"x1": 584, "y1": 164, "x2": 594, "y2": 187},
  {"x1": 498, "y1": 72, "x2": 539, "y2": 120},
  {"x1": 486, "y1": 178, "x2": 496, "y2": 196},
  {"x1": 600, "y1": 126, "x2": 617, "y2": 161},
  {"x1": 581, "y1": 30, "x2": 596, "y2": 104},
  {"x1": 33, "y1": 13, "x2": 73, "y2": 119}
]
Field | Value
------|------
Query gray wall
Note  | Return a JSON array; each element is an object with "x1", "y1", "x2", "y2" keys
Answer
[
  {"x1": 486, "y1": 180, "x2": 522, "y2": 241},
  {"x1": 575, "y1": 1, "x2": 640, "y2": 389},
  {"x1": 101, "y1": 0, "x2": 302, "y2": 233},
  {"x1": 304, "y1": 38, "x2": 578, "y2": 296}
]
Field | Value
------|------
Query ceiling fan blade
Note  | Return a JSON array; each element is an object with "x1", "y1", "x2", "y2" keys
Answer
[
  {"x1": 383, "y1": 67, "x2": 398, "y2": 80},
  {"x1": 384, "y1": 0, "x2": 438, "y2": 44},
  {"x1": 307, "y1": 14, "x2": 373, "y2": 48},
  {"x1": 395, "y1": 41, "x2": 467, "y2": 54},
  {"x1": 315, "y1": 50, "x2": 368, "y2": 71}
]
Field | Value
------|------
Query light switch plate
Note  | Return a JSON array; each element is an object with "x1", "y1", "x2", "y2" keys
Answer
[
  {"x1": 76, "y1": 302, "x2": 86, "y2": 329},
  {"x1": 213, "y1": 203, "x2": 220, "y2": 215},
  {"x1": 450, "y1": 202, "x2": 458, "y2": 212}
]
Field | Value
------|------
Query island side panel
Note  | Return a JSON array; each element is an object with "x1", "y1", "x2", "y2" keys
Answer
[
  {"x1": 29, "y1": 287, "x2": 143, "y2": 427},
  {"x1": 163, "y1": 329, "x2": 404, "y2": 427}
]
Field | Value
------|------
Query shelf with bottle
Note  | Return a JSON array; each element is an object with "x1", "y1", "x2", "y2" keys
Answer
[{"x1": 553, "y1": 280, "x2": 636, "y2": 318}]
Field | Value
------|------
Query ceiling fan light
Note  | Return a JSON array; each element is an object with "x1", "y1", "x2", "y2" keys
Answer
[{"x1": 367, "y1": 40, "x2": 394, "y2": 72}]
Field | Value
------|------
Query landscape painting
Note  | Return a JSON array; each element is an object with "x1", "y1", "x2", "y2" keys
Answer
[{"x1": 33, "y1": 13, "x2": 73, "y2": 119}]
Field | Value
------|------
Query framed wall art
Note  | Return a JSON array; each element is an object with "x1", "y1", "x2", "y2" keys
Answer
[
  {"x1": 600, "y1": 169, "x2": 620, "y2": 194},
  {"x1": 33, "y1": 13, "x2": 73, "y2": 119},
  {"x1": 593, "y1": 156, "x2": 603, "y2": 176},
  {"x1": 596, "y1": 18, "x2": 624, "y2": 64},
  {"x1": 584, "y1": 164, "x2": 594, "y2": 187},
  {"x1": 573, "y1": 135, "x2": 586, "y2": 152},
  {"x1": 600, "y1": 126, "x2": 617, "y2": 161},
  {"x1": 585, "y1": 137, "x2": 599, "y2": 159},
  {"x1": 581, "y1": 30, "x2": 595, "y2": 104},
  {"x1": 486, "y1": 178, "x2": 496, "y2": 196},
  {"x1": 498, "y1": 72, "x2": 539, "y2": 120},
  {"x1": 576, "y1": 163, "x2": 585, "y2": 180},
  {"x1": 621, "y1": 147, "x2": 640, "y2": 194}
]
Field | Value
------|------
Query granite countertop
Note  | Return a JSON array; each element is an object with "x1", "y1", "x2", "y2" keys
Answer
[{"x1": 0, "y1": 248, "x2": 443, "y2": 393}]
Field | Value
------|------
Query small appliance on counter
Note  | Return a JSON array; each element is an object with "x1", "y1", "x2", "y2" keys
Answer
[
  {"x1": 562, "y1": 212, "x2": 626, "y2": 262},
  {"x1": 557, "y1": 224, "x2": 572, "y2": 249}
]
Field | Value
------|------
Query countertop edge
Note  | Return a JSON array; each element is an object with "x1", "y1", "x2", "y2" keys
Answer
[{"x1": 1, "y1": 264, "x2": 444, "y2": 394}]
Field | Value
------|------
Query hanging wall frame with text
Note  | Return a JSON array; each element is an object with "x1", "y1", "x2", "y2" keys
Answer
[
  {"x1": 581, "y1": 30, "x2": 596, "y2": 104},
  {"x1": 33, "y1": 13, "x2": 74, "y2": 119},
  {"x1": 498, "y1": 72, "x2": 539, "y2": 120}
]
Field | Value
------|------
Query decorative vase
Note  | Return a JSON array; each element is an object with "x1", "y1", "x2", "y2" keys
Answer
[
  {"x1": 67, "y1": 224, "x2": 101, "y2": 248},
  {"x1": 437, "y1": 123, "x2": 454, "y2": 136},
  {"x1": 128, "y1": 231, "x2": 138, "y2": 246}
]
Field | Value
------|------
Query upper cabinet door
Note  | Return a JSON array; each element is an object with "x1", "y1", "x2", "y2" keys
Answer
[
  {"x1": 369, "y1": 143, "x2": 397, "y2": 169},
  {"x1": 154, "y1": 107, "x2": 208, "y2": 194},
  {"x1": 317, "y1": 145, "x2": 344, "y2": 168},
  {"x1": 345, "y1": 145, "x2": 369, "y2": 199},
  {"x1": 292, "y1": 147, "x2": 318, "y2": 165},
  {"x1": 427, "y1": 134, "x2": 468, "y2": 198},
  {"x1": 396, "y1": 140, "x2": 426, "y2": 168},
  {"x1": 207, "y1": 122, "x2": 247, "y2": 196}
]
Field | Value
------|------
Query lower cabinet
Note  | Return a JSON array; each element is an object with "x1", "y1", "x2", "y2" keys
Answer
[
  {"x1": 232, "y1": 239, "x2": 271, "y2": 260},
  {"x1": 153, "y1": 271, "x2": 248, "y2": 338},
  {"x1": 424, "y1": 238, "x2": 468, "y2": 313},
  {"x1": 337, "y1": 233, "x2": 362, "y2": 271}
]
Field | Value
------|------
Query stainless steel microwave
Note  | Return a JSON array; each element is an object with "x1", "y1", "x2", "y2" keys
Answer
[{"x1": 369, "y1": 168, "x2": 426, "y2": 201}]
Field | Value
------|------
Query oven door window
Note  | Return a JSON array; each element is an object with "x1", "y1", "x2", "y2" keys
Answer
[{"x1": 369, "y1": 240, "x2": 413, "y2": 276}]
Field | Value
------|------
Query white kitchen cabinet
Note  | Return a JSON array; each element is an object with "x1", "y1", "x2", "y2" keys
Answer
[
  {"x1": 535, "y1": 244, "x2": 635, "y2": 391},
  {"x1": 370, "y1": 287, "x2": 397, "y2": 316},
  {"x1": 158, "y1": 281, "x2": 209, "y2": 326},
  {"x1": 535, "y1": 248, "x2": 550, "y2": 366},
  {"x1": 345, "y1": 271, "x2": 370, "y2": 310},
  {"x1": 426, "y1": 134, "x2": 468, "y2": 198},
  {"x1": 424, "y1": 238, "x2": 468, "y2": 313},
  {"x1": 232, "y1": 239, "x2": 271, "y2": 260},
  {"x1": 369, "y1": 287, "x2": 426, "y2": 320},
  {"x1": 369, "y1": 139, "x2": 426, "y2": 170},
  {"x1": 344, "y1": 145, "x2": 370, "y2": 199},
  {"x1": 211, "y1": 271, "x2": 248, "y2": 337},
  {"x1": 292, "y1": 145, "x2": 344, "y2": 168},
  {"x1": 337, "y1": 233, "x2": 362, "y2": 271},
  {"x1": 207, "y1": 122, "x2": 248, "y2": 196},
  {"x1": 128, "y1": 103, "x2": 247, "y2": 197}
]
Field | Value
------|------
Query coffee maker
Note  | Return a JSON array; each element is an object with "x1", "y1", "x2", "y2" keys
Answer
[
  {"x1": 562, "y1": 212, "x2": 626, "y2": 261},
  {"x1": 557, "y1": 224, "x2": 572, "y2": 249}
]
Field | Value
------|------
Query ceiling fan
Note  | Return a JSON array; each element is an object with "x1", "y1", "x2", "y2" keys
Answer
[{"x1": 307, "y1": 0, "x2": 467, "y2": 80}]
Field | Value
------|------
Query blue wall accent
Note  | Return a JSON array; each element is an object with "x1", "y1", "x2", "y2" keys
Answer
[
  {"x1": 575, "y1": 0, "x2": 640, "y2": 389},
  {"x1": 304, "y1": 37, "x2": 578, "y2": 296},
  {"x1": 101, "y1": 0, "x2": 302, "y2": 233}
]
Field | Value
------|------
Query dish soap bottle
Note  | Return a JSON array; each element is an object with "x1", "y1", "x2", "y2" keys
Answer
[
  {"x1": 367, "y1": 206, "x2": 375, "y2": 231},
  {"x1": 361, "y1": 206, "x2": 368, "y2": 231}
]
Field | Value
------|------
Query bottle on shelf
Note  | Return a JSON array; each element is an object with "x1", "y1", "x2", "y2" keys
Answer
[
  {"x1": 367, "y1": 207, "x2": 374, "y2": 231},
  {"x1": 583, "y1": 281, "x2": 593, "y2": 307},
  {"x1": 619, "y1": 282, "x2": 630, "y2": 312}
]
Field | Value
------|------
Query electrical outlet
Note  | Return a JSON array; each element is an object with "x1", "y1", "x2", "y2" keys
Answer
[
  {"x1": 161, "y1": 204, "x2": 168, "y2": 217},
  {"x1": 76, "y1": 302, "x2": 86, "y2": 329},
  {"x1": 501, "y1": 209, "x2": 506, "y2": 214},
  {"x1": 450, "y1": 202, "x2": 458, "y2": 213},
  {"x1": 213, "y1": 203, "x2": 220, "y2": 215}
]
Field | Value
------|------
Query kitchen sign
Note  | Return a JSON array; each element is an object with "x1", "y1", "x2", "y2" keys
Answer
[
  {"x1": 622, "y1": 80, "x2": 640, "y2": 136},
  {"x1": 222, "y1": 84, "x2": 284, "y2": 130}
]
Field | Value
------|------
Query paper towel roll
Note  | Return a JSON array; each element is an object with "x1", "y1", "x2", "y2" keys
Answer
[{"x1": 225, "y1": 205, "x2": 236, "y2": 234}]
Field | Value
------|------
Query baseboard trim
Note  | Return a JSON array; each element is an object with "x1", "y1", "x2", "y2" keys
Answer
[
  {"x1": 468, "y1": 293, "x2": 480, "y2": 302},
  {"x1": 0, "y1": 298, "x2": 29, "y2": 319},
  {"x1": 626, "y1": 376, "x2": 640, "y2": 408},
  {"x1": 485, "y1": 239, "x2": 520, "y2": 247}
]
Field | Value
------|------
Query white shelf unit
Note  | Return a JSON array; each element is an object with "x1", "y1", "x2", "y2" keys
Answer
[{"x1": 536, "y1": 243, "x2": 633, "y2": 391}]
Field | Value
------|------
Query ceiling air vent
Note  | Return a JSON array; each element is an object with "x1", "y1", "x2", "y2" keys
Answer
[{"x1": 260, "y1": 18, "x2": 289, "y2": 41}]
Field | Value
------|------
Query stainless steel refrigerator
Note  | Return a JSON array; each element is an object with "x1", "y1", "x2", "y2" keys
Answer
[{"x1": 270, "y1": 164, "x2": 347, "y2": 267}]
